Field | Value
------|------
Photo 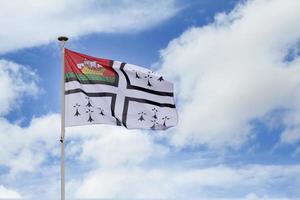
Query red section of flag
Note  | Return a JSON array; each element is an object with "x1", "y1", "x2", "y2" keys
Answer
[{"x1": 64, "y1": 48, "x2": 116, "y2": 78}]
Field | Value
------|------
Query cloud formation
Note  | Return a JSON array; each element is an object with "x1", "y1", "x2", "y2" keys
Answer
[
  {"x1": 74, "y1": 164, "x2": 300, "y2": 199},
  {"x1": 77, "y1": 127, "x2": 168, "y2": 167},
  {"x1": 0, "y1": 59, "x2": 39, "y2": 116},
  {"x1": 158, "y1": 0, "x2": 300, "y2": 148},
  {"x1": 0, "y1": 185, "x2": 21, "y2": 198},
  {"x1": 0, "y1": 114, "x2": 60, "y2": 176},
  {"x1": 0, "y1": 0, "x2": 178, "y2": 54}
]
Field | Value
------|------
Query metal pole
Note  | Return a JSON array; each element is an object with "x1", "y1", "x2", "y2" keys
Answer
[{"x1": 58, "y1": 36, "x2": 68, "y2": 200}]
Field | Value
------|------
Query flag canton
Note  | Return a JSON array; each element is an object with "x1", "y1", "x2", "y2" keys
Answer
[{"x1": 64, "y1": 49, "x2": 118, "y2": 86}]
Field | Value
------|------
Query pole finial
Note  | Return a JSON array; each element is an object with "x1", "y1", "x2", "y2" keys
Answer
[{"x1": 58, "y1": 36, "x2": 68, "y2": 42}]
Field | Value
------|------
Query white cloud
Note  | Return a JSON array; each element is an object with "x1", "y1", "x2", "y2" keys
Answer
[
  {"x1": 0, "y1": 59, "x2": 39, "y2": 116},
  {"x1": 280, "y1": 110, "x2": 300, "y2": 145},
  {"x1": 0, "y1": 0, "x2": 179, "y2": 54},
  {"x1": 75, "y1": 126, "x2": 168, "y2": 167},
  {"x1": 0, "y1": 114, "x2": 60, "y2": 176},
  {"x1": 158, "y1": 0, "x2": 300, "y2": 148},
  {"x1": 281, "y1": 128, "x2": 300, "y2": 145},
  {"x1": 0, "y1": 59, "x2": 59, "y2": 176},
  {"x1": 2, "y1": 113, "x2": 299, "y2": 200},
  {"x1": 74, "y1": 164, "x2": 300, "y2": 199},
  {"x1": 0, "y1": 185, "x2": 21, "y2": 198}
]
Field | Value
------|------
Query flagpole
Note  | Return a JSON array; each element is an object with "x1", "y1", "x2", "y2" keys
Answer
[{"x1": 58, "y1": 36, "x2": 68, "y2": 200}]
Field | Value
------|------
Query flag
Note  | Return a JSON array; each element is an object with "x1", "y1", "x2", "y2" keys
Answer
[{"x1": 64, "y1": 49, "x2": 178, "y2": 130}]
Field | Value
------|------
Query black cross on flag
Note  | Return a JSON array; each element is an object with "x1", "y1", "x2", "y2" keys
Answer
[{"x1": 64, "y1": 49, "x2": 178, "y2": 130}]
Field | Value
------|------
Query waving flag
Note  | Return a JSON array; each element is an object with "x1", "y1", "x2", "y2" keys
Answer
[{"x1": 64, "y1": 49, "x2": 177, "y2": 130}]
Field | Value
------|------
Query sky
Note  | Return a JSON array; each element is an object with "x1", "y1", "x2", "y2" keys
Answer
[{"x1": 0, "y1": 0, "x2": 300, "y2": 199}]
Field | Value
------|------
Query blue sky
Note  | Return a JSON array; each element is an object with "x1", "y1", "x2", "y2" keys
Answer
[{"x1": 0, "y1": 0, "x2": 300, "y2": 199}]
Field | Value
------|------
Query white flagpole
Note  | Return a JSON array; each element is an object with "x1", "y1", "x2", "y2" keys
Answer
[{"x1": 58, "y1": 36, "x2": 68, "y2": 200}]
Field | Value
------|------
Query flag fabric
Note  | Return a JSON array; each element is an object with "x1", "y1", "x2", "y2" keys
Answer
[{"x1": 64, "y1": 49, "x2": 178, "y2": 130}]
